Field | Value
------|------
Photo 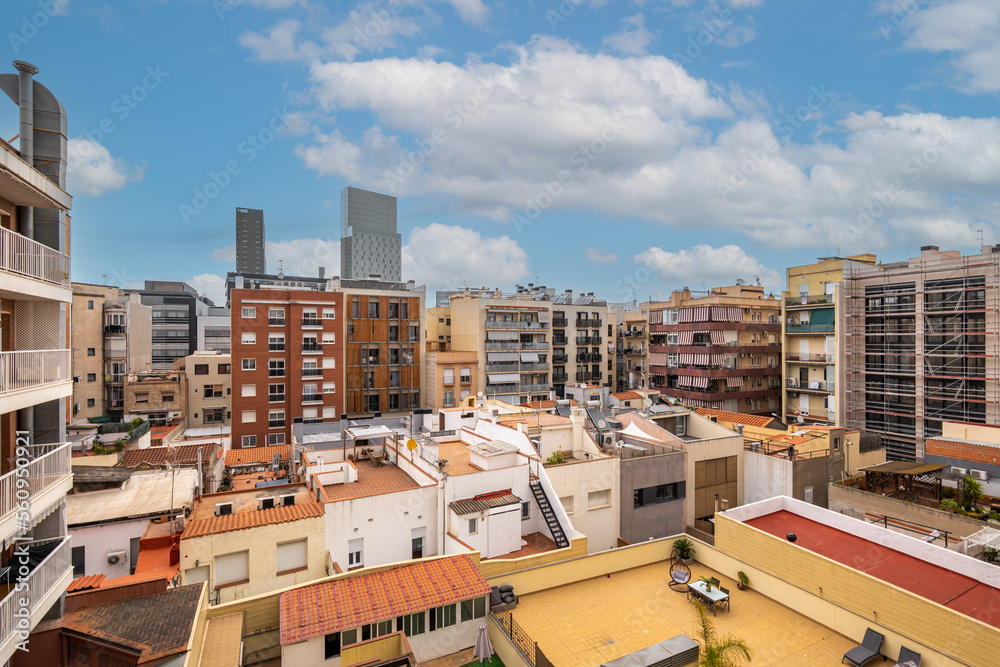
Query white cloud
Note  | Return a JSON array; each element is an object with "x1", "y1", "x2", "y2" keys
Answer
[
  {"x1": 894, "y1": 0, "x2": 1000, "y2": 93},
  {"x1": 212, "y1": 238, "x2": 340, "y2": 277},
  {"x1": 603, "y1": 14, "x2": 655, "y2": 56},
  {"x1": 584, "y1": 247, "x2": 619, "y2": 265},
  {"x1": 240, "y1": 19, "x2": 318, "y2": 63},
  {"x1": 401, "y1": 223, "x2": 529, "y2": 291},
  {"x1": 634, "y1": 244, "x2": 781, "y2": 292},
  {"x1": 440, "y1": 0, "x2": 489, "y2": 24},
  {"x1": 66, "y1": 137, "x2": 144, "y2": 196},
  {"x1": 186, "y1": 273, "x2": 227, "y2": 306}
]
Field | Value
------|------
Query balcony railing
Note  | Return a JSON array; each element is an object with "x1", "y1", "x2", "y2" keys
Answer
[
  {"x1": 487, "y1": 383, "x2": 519, "y2": 393},
  {"x1": 785, "y1": 353, "x2": 834, "y2": 363},
  {"x1": 521, "y1": 342, "x2": 549, "y2": 350},
  {"x1": 302, "y1": 393, "x2": 323, "y2": 402},
  {"x1": 302, "y1": 343, "x2": 322, "y2": 352},
  {"x1": 552, "y1": 337, "x2": 568, "y2": 345},
  {"x1": 520, "y1": 383, "x2": 550, "y2": 392},
  {"x1": 269, "y1": 369, "x2": 285, "y2": 377},
  {"x1": 785, "y1": 294, "x2": 833, "y2": 306},
  {"x1": 268, "y1": 344, "x2": 285, "y2": 351},
  {"x1": 269, "y1": 420, "x2": 285, "y2": 428},
  {"x1": 301, "y1": 317, "x2": 322, "y2": 327},
  {"x1": 486, "y1": 321, "x2": 519, "y2": 329},
  {"x1": 268, "y1": 318, "x2": 285, "y2": 326},
  {"x1": 103, "y1": 325, "x2": 126, "y2": 335},
  {"x1": 0, "y1": 225, "x2": 70, "y2": 287},
  {"x1": 786, "y1": 379, "x2": 835, "y2": 392},
  {"x1": 268, "y1": 394, "x2": 285, "y2": 403},
  {"x1": 0, "y1": 442, "x2": 71, "y2": 523},
  {"x1": 786, "y1": 323, "x2": 835, "y2": 333},
  {"x1": 0, "y1": 535, "x2": 71, "y2": 644},
  {"x1": 552, "y1": 318, "x2": 568, "y2": 327},
  {"x1": 302, "y1": 368, "x2": 322, "y2": 377},
  {"x1": 552, "y1": 373, "x2": 569, "y2": 383},
  {"x1": 0, "y1": 349, "x2": 70, "y2": 396}
]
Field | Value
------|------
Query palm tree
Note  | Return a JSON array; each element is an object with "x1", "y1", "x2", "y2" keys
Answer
[{"x1": 693, "y1": 601, "x2": 752, "y2": 667}]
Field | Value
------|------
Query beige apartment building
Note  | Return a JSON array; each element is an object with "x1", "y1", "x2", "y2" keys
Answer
[
  {"x1": 844, "y1": 245, "x2": 1000, "y2": 461},
  {"x1": 549, "y1": 290, "x2": 613, "y2": 397},
  {"x1": 424, "y1": 306, "x2": 451, "y2": 351},
  {"x1": 176, "y1": 351, "x2": 232, "y2": 429},
  {"x1": 423, "y1": 348, "x2": 478, "y2": 410},
  {"x1": 124, "y1": 369, "x2": 187, "y2": 423},
  {"x1": 71, "y1": 283, "x2": 152, "y2": 422},
  {"x1": 648, "y1": 285, "x2": 782, "y2": 414},
  {"x1": 781, "y1": 255, "x2": 877, "y2": 426}
]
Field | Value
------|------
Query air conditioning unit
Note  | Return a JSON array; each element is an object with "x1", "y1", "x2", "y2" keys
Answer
[
  {"x1": 951, "y1": 467, "x2": 968, "y2": 477},
  {"x1": 215, "y1": 502, "x2": 233, "y2": 516},
  {"x1": 971, "y1": 469, "x2": 989, "y2": 481},
  {"x1": 107, "y1": 550, "x2": 128, "y2": 565},
  {"x1": 603, "y1": 434, "x2": 613, "y2": 445}
]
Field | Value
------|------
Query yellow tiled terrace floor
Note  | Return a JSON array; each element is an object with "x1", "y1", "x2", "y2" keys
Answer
[{"x1": 506, "y1": 561, "x2": 858, "y2": 666}]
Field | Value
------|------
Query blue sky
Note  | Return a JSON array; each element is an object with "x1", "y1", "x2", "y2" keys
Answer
[{"x1": 3, "y1": 0, "x2": 999, "y2": 305}]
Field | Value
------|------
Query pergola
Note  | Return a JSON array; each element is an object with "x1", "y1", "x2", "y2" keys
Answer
[
  {"x1": 859, "y1": 461, "x2": 949, "y2": 505},
  {"x1": 343, "y1": 424, "x2": 395, "y2": 460},
  {"x1": 963, "y1": 527, "x2": 1000, "y2": 557}
]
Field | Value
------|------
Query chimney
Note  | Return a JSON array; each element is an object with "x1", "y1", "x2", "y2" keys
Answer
[
  {"x1": 920, "y1": 245, "x2": 939, "y2": 256},
  {"x1": 14, "y1": 61, "x2": 37, "y2": 239}
]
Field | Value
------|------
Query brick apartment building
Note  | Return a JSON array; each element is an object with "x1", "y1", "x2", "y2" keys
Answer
[{"x1": 230, "y1": 288, "x2": 345, "y2": 449}]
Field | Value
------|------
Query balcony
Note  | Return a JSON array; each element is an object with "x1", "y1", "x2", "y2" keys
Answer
[
  {"x1": 103, "y1": 324, "x2": 126, "y2": 335},
  {"x1": 552, "y1": 354, "x2": 568, "y2": 363},
  {"x1": 460, "y1": 376, "x2": 471, "y2": 384},
  {"x1": 0, "y1": 535, "x2": 72, "y2": 664},
  {"x1": 786, "y1": 322, "x2": 835, "y2": 334},
  {"x1": 269, "y1": 369, "x2": 285, "y2": 377},
  {"x1": 552, "y1": 336, "x2": 569, "y2": 345},
  {"x1": 268, "y1": 344, "x2": 286, "y2": 352},
  {"x1": 552, "y1": 317, "x2": 568, "y2": 327},
  {"x1": 521, "y1": 383, "x2": 550, "y2": 392},
  {"x1": 268, "y1": 318, "x2": 285, "y2": 326},
  {"x1": 521, "y1": 321, "x2": 548, "y2": 330},
  {"x1": 443, "y1": 375, "x2": 455, "y2": 384},
  {"x1": 302, "y1": 368, "x2": 322, "y2": 377},
  {"x1": 268, "y1": 394, "x2": 286, "y2": 403},
  {"x1": 785, "y1": 353, "x2": 835, "y2": 364},
  {"x1": 269, "y1": 420, "x2": 285, "y2": 428},
  {"x1": 486, "y1": 320, "x2": 519, "y2": 329},
  {"x1": 301, "y1": 317, "x2": 322, "y2": 327},
  {"x1": 552, "y1": 373, "x2": 569, "y2": 383},
  {"x1": 302, "y1": 393, "x2": 323, "y2": 403},
  {"x1": 0, "y1": 217, "x2": 70, "y2": 304},
  {"x1": 520, "y1": 363, "x2": 550, "y2": 371},
  {"x1": 486, "y1": 342, "x2": 519, "y2": 350},
  {"x1": 302, "y1": 343, "x2": 322, "y2": 353},
  {"x1": 0, "y1": 349, "x2": 71, "y2": 414},
  {"x1": 576, "y1": 372, "x2": 593, "y2": 381},
  {"x1": 486, "y1": 383, "x2": 519, "y2": 394},
  {"x1": 0, "y1": 443, "x2": 72, "y2": 542},
  {"x1": 785, "y1": 295, "x2": 833, "y2": 306},
  {"x1": 786, "y1": 378, "x2": 835, "y2": 393},
  {"x1": 521, "y1": 342, "x2": 549, "y2": 350}
]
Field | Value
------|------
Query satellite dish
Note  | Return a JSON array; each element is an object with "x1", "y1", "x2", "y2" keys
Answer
[
  {"x1": 796, "y1": 416, "x2": 805, "y2": 423},
  {"x1": 644, "y1": 398, "x2": 653, "y2": 408},
  {"x1": 598, "y1": 419, "x2": 607, "y2": 429},
  {"x1": 616, "y1": 440, "x2": 624, "y2": 447}
]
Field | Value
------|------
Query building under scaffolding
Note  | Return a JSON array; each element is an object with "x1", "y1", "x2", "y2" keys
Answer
[{"x1": 844, "y1": 245, "x2": 1000, "y2": 462}]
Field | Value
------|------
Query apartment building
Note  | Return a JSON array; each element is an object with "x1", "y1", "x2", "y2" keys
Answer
[
  {"x1": 177, "y1": 351, "x2": 232, "y2": 429},
  {"x1": 781, "y1": 255, "x2": 876, "y2": 426},
  {"x1": 424, "y1": 305, "x2": 452, "y2": 350},
  {"x1": 71, "y1": 283, "x2": 151, "y2": 422},
  {"x1": 423, "y1": 348, "x2": 478, "y2": 410},
  {"x1": 845, "y1": 245, "x2": 1000, "y2": 461},
  {"x1": 235, "y1": 206, "x2": 266, "y2": 274},
  {"x1": 230, "y1": 287, "x2": 345, "y2": 449},
  {"x1": 0, "y1": 60, "x2": 75, "y2": 664},
  {"x1": 340, "y1": 186, "x2": 402, "y2": 282},
  {"x1": 124, "y1": 369, "x2": 187, "y2": 423},
  {"x1": 549, "y1": 290, "x2": 613, "y2": 397},
  {"x1": 197, "y1": 305, "x2": 231, "y2": 353},
  {"x1": 341, "y1": 279, "x2": 424, "y2": 415},
  {"x1": 449, "y1": 287, "x2": 552, "y2": 405},
  {"x1": 618, "y1": 307, "x2": 649, "y2": 391},
  {"x1": 648, "y1": 285, "x2": 782, "y2": 414},
  {"x1": 224, "y1": 269, "x2": 329, "y2": 308},
  {"x1": 134, "y1": 280, "x2": 215, "y2": 369}
]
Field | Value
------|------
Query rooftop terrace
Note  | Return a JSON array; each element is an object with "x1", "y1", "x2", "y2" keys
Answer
[{"x1": 318, "y1": 462, "x2": 427, "y2": 502}]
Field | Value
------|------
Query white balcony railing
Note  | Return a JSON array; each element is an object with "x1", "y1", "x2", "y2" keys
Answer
[
  {"x1": 0, "y1": 442, "x2": 71, "y2": 523},
  {"x1": 0, "y1": 226, "x2": 70, "y2": 287},
  {"x1": 0, "y1": 350, "x2": 70, "y2": 396},
  {"x1": 0, "y1": 535, "x2": 71, "y2": 641}
]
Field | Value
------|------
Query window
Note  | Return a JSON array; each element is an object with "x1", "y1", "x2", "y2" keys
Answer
[
  {"x1": 269, "y1": 384, "x2": 285, "y2": 402},
  {"x1": 348, "y1": 539, "x2": 363, "y2": 568},
  {"x1": 322, "y1": 357, "x2": 336, "y2": 369},
  {"x1": 588, "y1": 489, "x2": 610, "y2": 509},
  {"x1": 241, "y1": 410, "x2": 256, "y2": 423},
  {"x1": 241, "y1": 332, "x2": 256, "y2": 345},
  {"x1": 655, "y1": 484, "x2": 675, "y2": 501},
  {"x1": 368, "y1": 301, "x2": 379, "y2": 318},
  {"x1": 269, "y1": 410, "x2": 285, "y2": 428},
  {"x1": 204, "y1": 408, "x2": 225, "y2": 424},
  {"x1": 362, "y1": 620, "x2": 393, "y2": 641},
  {"x1": 218, "y1": 363, "x2": 231, "y2": 374},
  {"x1": 325, "y1": 633, "x2": 342, "y2": 660},
  {"x1": 241, "y1": 307, "x2": 256, "y2": 318},
  {"x1": 215, "y1": 550, "x2": 249, "y2": 586},
  {"x1": 87, "y1": 300, "x2": 94, "y2": 310},
  {"x1": 322, "y1": 332, "x2": 336, "y2": 345},
  {"x1": 204, "y1": 384, "x2": 223, "y2": 398},
  {"x1": 432, "y1": 604, "x2": 457, "y2": 630},
  {"x1": 242, "y1": 358, "x2": 256, "y2": 371},
  {"x1": 461, "y1": 597, "x2": 487, "y2": 622},
  {"x1": 135, "y1": 392, "x2": 148, "y2": 404},
  {"x1": 461, "y1": 367, "x2": 472, "y2": 383},
  {"x1": 87, "y1": 373, "x2": 96, "y2": 382},
  {"x1": 323, "y1": 382, "x2": 336, "y2": 393},
  {"x1": 241, "y1": 435, "x2": 257, "y2": 447},
  {"x1": 397, "y1": 611, "x2": 426, "y2": 637},
  {"x1": 268, "y1": 334, "x2": 285, "y2": 351},
  {"x1": 323, "y1": 308, "x2": 336, "y2": 319},
  {"x1": 268, "y1": 308, "x2": 285, "y2": 325},
  {"x1": 268, "y1": 433, "x2": 286, "y2": 445},
  {"x1": 443, "y1": 368, "x2": 455, "y2": 385},
  {"x1": 242, "y1": 384, "x2": 256, "y2": 397},
  {"x1": 521, "y1": 501, "x2": 530, "y2": 520},
  {"x1": 195, "y1": 364, "x2": 209, "y2": 375},
  {"x1": 72, "y1": 545, "x2": 85, "y2": 576},
  {"x1": 87, "y1": 348, "x2": 95, "y2": 356},
  {"x1": 269, "y1": 359, "x2": 285, "y2": 377},
  {"x1": 86, "y1": 398, "x2": 95, "y2": 407},
  {"x1": 468, "y1": 518, "x2": 478, "y2": 534},
  {"x1": 833, "y1": 437, "x2": 841, "y2": 451},
  {"x1": 633, "y1": 489, "x2": 643, "y2": 508},
  {"x1": 443, "y1": 390, "x2": 455, "y2": 407},
  {"x1": 276, "y1": 538, "x2": 307, "y2": 574},
  {"x1": 389, "y1": 325, "x2": 399, "y2": 341}
]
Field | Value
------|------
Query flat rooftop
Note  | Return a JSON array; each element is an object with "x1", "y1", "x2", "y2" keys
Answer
[
  {"x1": 320, "y1": 463, "x2": 426, "y2": 502},
  {"x1": 436, "y1": 440, "x2": 484, "y2": 476},
  {"x1": 747, "y1": 509, "x2": 1000, "y2": 628},
  {"x1": 509, "y1": 561, "x2": 855, "y2": 666}
]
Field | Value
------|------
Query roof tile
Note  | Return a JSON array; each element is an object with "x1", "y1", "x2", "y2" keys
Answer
[
  {"x1": 225, "y1": 444, "x2": 291, "y2": 468},
  {"x1": 182, "y1": 502, "x2": 323, "y2": 539},
  {"x1": 694, "y1": 407, "x2": 776, "y2": 428},
  {"x1": 118, "y1": 444, "x2": 218, "y2": 468}
]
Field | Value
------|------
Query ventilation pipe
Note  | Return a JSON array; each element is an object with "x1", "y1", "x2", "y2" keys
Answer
[{"x1": 14, "y1": 60, "x2": 36, "y2": 240}]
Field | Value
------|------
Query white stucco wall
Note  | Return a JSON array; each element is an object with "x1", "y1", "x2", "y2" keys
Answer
[
  {"x1": 70, "y1": 518, "x2": 150, "y2": 578},
  {"x1": 545, "y1": 455, "x2": 620, "y2": 553},
  {"x1": 743, "y1": 451, "x2": 792, "y2": 504}
]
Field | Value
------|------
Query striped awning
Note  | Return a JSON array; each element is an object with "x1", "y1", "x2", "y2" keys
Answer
[
  {"x1": 679, "y1": 306, "x2": 710, "y2": 323},
  {"x1": 678, "y1": 331, "x2": 694, "y2": 345},
  {"x1": 682, "y1": 398, "x2": 725, "y2": 409},
  {"x1": 649, "y1": 310, "x2": 664, "y2": 324},
  {"x1": 711, "y1": 330, "x2": 726, "y2": 345},
  {"x1": 711, "y1": 354, "x2": 724, "y2": 366},
  {"x1": 488, "y1": 373, "x2": 519, "y2": 383},
  {"x1": 487, "y1": 330, "x2": 519, "y2": 341},
  {"x1": 650, "y1": 353, "x2": 668, "y2": 366},
  {"x1": 711, "y1": 306, "x2": 744, "y2": 322},
  {"x1": 487, "y1": 351, "x2": 518, "y2": 362},
  {"x1": 727, "y1": 376, "x2": 744, "y2": 389},
  {"x1": 521, "y1": 352, "x2": 540, "y2": 363},
  {"x1": 679, "y1": 353, "x2": 710, "y2": 366},
  {"x1": 677, "y1": 375, "x2": 693, "y2": 387},
  {"x1": 691, "y1": 376, "x2": 709, "y2": 389}
]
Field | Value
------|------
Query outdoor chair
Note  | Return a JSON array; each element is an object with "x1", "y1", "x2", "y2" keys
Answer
[
  {"x1": 710, "y1": 577, "x2": 720, "y2": 587},
  {"x1": 842, "y1": 628, "x2": 885, "y2": 666},
  {"x1": 894, "y1": 647, "x2": 921, "y2": 667},
  {"x1": 717, "y1": 586, "x2": 730, "y2": 612},
  {"x1": 669, "y1": 558, "x2": 691, "y2": 593}
]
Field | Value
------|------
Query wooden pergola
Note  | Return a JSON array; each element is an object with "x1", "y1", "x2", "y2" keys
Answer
[{"x1": 859, "y1": 461, "x2": 949, "y2": 506}]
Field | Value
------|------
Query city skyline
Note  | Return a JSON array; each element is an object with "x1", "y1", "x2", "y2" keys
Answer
[{"x1": 4, "y1": 1, "x2": 999, "y2": 305}]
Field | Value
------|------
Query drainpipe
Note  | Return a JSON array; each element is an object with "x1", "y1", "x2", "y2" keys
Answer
[
  {"x1": 197, "y1": 445, "x2": 204, "y2": 497},
  {"x1": 14, "y1": 61, "x2": 37, "y2": 239}
]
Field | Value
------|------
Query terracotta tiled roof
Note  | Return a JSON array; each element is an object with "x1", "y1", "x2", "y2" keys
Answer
[
  {"x1": 40, "y1": 584, "x2": 202, "y2": 663},
  {"x1": 68, "y1": 574, "x2": 107, "y2": 592},
  {"x1": 611, "y1": 391, "x2": 642, "y2": 400},
  {"x1": 520, "y1": 399, "x2": 578, "y2": 409},
  {"x1": 118, "y1": 444, "x2": 218, "y2": 468},
  {"x1": 225, "y1": 444, "x2": 291, "y2": 468},
  {"x1": 694, "y1": 408, "x2": 777, "y2": 428},
  {"x1": 450, "y1": 490, "x2": 521, "y2": 516},
  {"x1": 182, "y1": 502, "x2": 323, "y2": 539},
  {"x1": 280, "y1": 555, "x2": 490, "y2": 644}
]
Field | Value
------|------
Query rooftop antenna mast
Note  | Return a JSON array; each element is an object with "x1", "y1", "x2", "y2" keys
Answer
[{"x1": 978, "y1": 228, "x2": 985, "y2": 247}]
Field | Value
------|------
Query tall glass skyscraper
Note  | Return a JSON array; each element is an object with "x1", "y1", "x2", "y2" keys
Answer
[
  {"x1": 236, "y1": 207, "x2": 266, "y2": 274},
  {"x1": 340, "y1": 187, "x2": 401, "y2": 282}
]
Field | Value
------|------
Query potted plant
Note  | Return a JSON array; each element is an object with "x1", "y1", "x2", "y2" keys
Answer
[
  {"x1": 699, "y1": 576, "x2": 714, "y2": 592},
  {"x1": 736, "y1": 571, "x2": 749, "y2": 591},
  {"x1": 673, "y1": 537, "x2": 696, "y2": 564}
]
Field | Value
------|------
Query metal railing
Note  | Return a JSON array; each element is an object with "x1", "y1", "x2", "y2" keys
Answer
[
  {"x1": 0, "y1": 226, "x2": 69, "y2": 287},
  {"x1": 0, "y1": 442, "x2": 71, "y2": 522},
  {"x1": 0, "y1": 350, "x2": 70, "y2": 395},
  {"x1": 302, "y1": 368, "x2": 322, "y2": 377},
  {"x1": 785, "y1": 294, "x2": 833, "y2": 306},
  {"x1": 301, "y1": 317, "x2": 322, "y2": 326},
  {"x1": 521, "y1": 383, "x2": 550, "y2": 392},
  {"x1": 0, "y1": 536, "x2": 71, "y2": 641},
  {"x1": 491, "y1": 611, "x2": 554, "y2": 667},
  {"x1": 786, "y1": 323, "x2": 835, "y2": 333},
  {"x1": 302, "y1": 343, "x2": 322, "y2": 351}
]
